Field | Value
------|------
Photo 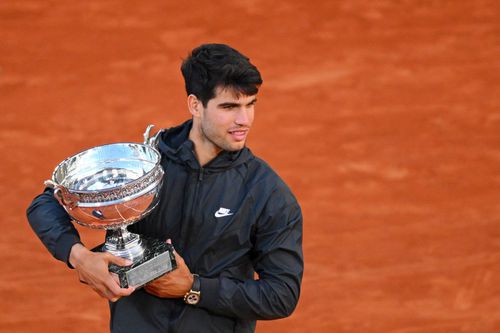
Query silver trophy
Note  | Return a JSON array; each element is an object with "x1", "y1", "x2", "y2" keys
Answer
[{"x1": 44, "y1": 125, "x2": 176, "y2": 288}]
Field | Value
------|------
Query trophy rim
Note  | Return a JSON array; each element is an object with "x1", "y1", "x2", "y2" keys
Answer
[{"x1": 50, "y1": 142, "x2": 162, "y2": 195}]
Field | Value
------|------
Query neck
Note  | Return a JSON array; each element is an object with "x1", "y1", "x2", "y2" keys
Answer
[{"x1": 188, "y1": 126, "x2": 221, "y2": 167}]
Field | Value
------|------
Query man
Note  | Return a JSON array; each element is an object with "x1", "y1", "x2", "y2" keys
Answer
[{"x1": 27, "y1": 43, "x2": 303, "y2": 332}]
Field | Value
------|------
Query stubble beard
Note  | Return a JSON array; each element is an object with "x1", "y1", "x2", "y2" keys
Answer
[{"x1": 201, "y1": 122, "x2": 245, "y2": 153}]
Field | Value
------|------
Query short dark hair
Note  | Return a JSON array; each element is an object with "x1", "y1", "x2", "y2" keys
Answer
[{"x1": 181, "y1": 44, "x2": 263, "y2": 106}]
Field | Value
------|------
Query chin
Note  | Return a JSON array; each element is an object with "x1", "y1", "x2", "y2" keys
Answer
[{"x1": 226, "y1": 142, "x2": 246, "y2": 152}]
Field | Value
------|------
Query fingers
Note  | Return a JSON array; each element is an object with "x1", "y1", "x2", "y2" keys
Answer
[
  {"x1": 105, "y1": 279, "x2": 135, "y2": 298},
  {"x1": 165, "y1": 243, "x2": 188, "y2": 272},
  {"x1": 76, "y1": 258, "x2": 134, "y2": 302},
  {"x1": 173, "y1": 250, "x2": 185, "y2": 266},
  {"x1": 95, "y1": 286, "x2": 132, "y2": 302},
  {"x1": 77, "y1": 271, "x2": 89, "y2": 285},
  {"x1": 89, "y1": 276, "x2": 135, "y2": 302},
  {"x1": 144, "y1": 282, "x2": 175, "y2": 298},
  {"x1": 111, "y1": 272, "x2": 120, "y2": 285},
  {"x1": 104, "y1": 252, "x2": 133, "y2": 267},
  {"x1": 166, "y1": 239, "x2": 177, "y2": 256},
  {"x1": 165, "y1": 239, "x2": 184, "y2": 267},
  {"x1": 144, "y1": 283, "x2": 157, "y2": 295}
]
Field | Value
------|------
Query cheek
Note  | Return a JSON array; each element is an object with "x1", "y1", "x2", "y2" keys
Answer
[
  {"x1": 215, "y1": 113, "x2": 235, "y2": 128},
  {"x1": 203, "y1": 114, "x2": 229, "y2": 134}
]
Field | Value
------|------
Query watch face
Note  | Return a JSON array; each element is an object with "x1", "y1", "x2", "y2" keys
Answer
[{"x1": 186, "y1": 292, "x2": 200, "y2": 305}]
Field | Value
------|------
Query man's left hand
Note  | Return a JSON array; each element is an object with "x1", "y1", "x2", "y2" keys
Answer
[{"x1": 144, "y1": 247, "x2": 194, "y2": 298}]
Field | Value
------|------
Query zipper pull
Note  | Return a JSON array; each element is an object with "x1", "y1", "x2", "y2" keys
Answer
[{"x1": 198, "y1": 168, "x2": 204, "y2": 181}]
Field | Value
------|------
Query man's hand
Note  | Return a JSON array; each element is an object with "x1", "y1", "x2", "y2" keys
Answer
[
  {"x1": 144, "y1": 248, "x2": 194, "y2": 298},
  {"x1": 69, "y1": 243, "x2": 135, "y2": 302}
]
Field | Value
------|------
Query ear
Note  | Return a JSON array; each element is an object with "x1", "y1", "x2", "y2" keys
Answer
[{"x1": 187, "y1": 94, "x2": 202, "y2": 118}]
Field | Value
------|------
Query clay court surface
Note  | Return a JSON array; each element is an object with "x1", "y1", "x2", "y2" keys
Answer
[{"x1": 1, "y1": 1, "x2": 499, "y2": 332}]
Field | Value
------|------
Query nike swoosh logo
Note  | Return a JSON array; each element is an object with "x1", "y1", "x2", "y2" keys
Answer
[{"x1": 215, "y1": 208, "x2": 234, "y2": 218}]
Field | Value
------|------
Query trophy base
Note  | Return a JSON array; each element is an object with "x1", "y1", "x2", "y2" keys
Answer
[{"x1": 93, "y1": 238, "x2": 177, "y2": 288}]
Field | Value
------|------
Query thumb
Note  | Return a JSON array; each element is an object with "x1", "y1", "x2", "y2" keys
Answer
[
  {"x1": 172, "y1": 249, "x2": 184, "y2": 265},
  {"x1": 166, "y1": 238, "x2": 177, "y2": 255},
  {"x1": 104, "y1": 252, "x2": 133, "y2": 267}
]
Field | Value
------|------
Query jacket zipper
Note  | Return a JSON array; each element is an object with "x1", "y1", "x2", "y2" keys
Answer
[{"x1": 185, "y1": 167, "x2": 204, "y2": 269}]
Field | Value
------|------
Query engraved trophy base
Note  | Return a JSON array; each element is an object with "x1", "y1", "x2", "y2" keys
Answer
[{"x1": 93, "y1": 236, "x2": 177, "y2": 288}]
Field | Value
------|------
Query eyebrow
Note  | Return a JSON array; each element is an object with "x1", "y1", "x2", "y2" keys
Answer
[{"x1": 218, "y1": 98, "x2": 257, "y2": 108}]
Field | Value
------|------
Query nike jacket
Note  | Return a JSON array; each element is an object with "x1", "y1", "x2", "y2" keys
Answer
[{"x1": 27, "y1": 119, "x2": 304, "y2": 333}]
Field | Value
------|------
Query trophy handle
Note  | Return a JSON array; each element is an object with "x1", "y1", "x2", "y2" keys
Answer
[
  {"x1": 143, "y1": 124, "x2": 164, "y2": 148},
  {"x1": 44, "y1": 180, "x2": 79, "y2": 209}
]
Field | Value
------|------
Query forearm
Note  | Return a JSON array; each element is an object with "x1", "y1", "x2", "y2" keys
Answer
[
  {"x1": 198, "y1": 272, "x2": 302, "y2": 320},
  {"x1": 26, "y1": 188, "x2": 81, "y2": 265},
  {"x1": 197, "y1": 202, "x2": 304, "y2": 320}
]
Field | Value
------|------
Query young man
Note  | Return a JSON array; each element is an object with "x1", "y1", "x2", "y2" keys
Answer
[{"x1": 27, "y1": 43, "x2": 303, "y2": 332}]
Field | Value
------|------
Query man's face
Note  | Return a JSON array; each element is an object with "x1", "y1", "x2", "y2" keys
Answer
[{"x1": 198, "y1": 86, "x2": 257, "y2": 153}]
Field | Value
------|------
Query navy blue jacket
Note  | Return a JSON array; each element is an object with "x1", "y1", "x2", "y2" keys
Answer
[{"x1": 27, "y1": 120, "x2": 303, "y2": 333}]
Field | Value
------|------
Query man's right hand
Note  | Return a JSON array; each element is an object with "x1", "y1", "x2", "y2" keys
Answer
[{"x1": 69, "y1": 243, "x2": 135, "y2": 302}]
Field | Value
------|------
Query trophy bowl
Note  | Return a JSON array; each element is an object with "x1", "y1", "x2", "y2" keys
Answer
[
  {"x1": 45, "y1": 127, "x2": 176, "y2": 288},
  {"x1": 45, "y1": 142, "x2": 164, "y2": 229}
]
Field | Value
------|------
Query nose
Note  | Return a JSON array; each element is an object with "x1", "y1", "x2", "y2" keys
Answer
[{"x1": 235, "y1": 108, "x2": 251, "y2": 126}]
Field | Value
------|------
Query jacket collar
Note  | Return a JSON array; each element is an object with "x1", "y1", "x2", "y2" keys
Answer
[{"x1": 157, "y1": 119, "x2": 253, "y2": 172}]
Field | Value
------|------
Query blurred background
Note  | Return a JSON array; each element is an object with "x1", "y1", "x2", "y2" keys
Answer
[{"x1": 1, "y1": 1, "x2": 499, "y2": 332}]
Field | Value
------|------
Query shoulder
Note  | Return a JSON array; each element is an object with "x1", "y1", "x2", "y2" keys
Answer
[
  {"x1": 245, "y1": 155, "x2": 282, "y2": 187},
  {"x1": 244, "y1": 155, "x2": 300, "y2": 211},
  {"x1": 243, "y1": 158, "x2": 302, "y2": 236}
]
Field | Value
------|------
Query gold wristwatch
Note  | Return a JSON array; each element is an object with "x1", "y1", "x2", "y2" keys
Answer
[{"x1": 184, "y1": 274, "x2": 201, "y2": 305}]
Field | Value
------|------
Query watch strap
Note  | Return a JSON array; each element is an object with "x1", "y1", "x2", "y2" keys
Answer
[{"x1": 191, "y1": 274, "x2": 200, "y2": 292}]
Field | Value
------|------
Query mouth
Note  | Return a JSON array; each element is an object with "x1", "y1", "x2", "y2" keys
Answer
[{"x1": 228, "y1": 128, "x2": 249, "y2": 142}]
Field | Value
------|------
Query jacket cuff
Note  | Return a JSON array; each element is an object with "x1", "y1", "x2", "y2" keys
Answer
[
  {"x1": 54, "y1": 233, "x2": 82, "y2": 268},
  {"x1": 198, "y1": 276, "x2": 219, "y2": 309}
]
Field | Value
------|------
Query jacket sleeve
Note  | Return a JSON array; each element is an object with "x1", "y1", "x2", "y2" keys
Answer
[
  {"x1": 26, "y1": 188, "x2": 81, "y2": 266},
  {"x1": 197, "y1": 189, "x2": 304, "y2": 320}
]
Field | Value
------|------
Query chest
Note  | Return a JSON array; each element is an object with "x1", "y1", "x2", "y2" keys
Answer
[{"x1": 146, "y1": 163, "x2": 258, "y2": 260}]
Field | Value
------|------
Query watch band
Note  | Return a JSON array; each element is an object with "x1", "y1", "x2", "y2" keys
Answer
[
  {"x1": 191, "y1": 274, "x2": 201, "y2": 292},
  {"x1": 184, "y1": 274, "x2": 201, "y2": 305}
]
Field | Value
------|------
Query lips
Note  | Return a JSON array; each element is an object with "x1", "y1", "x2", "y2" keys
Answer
[{"x1": 228, "y1": 128, "x2": 249, "y2": 142}]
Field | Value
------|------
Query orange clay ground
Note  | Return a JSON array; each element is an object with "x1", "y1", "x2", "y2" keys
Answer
[{"x1": 1, "y1": 1, "x2": 499, "y2": 332}]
